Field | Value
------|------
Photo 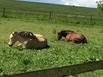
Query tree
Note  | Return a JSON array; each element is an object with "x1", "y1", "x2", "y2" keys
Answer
[{"x1": 96, "y1": 0, "x2": 103, "y2": 13}]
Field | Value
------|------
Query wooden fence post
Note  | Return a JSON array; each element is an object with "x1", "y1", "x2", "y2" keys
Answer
[
  {"x1": 5, "y1": 60, "x2": 103, "y2": 77},
  {"x1": 90, "y1": 15, "x2": 95, "y2": 25},
  {"x1": 49, "y1": 11, "x2": 52, "y2": 19},
  {"x1": 2, "y1": 8, "x2": 6, "y2": 17}
]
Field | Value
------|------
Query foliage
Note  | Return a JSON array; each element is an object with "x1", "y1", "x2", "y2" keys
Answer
[{"x1": 97, "y1": 0, "x2": 103, "y2": 13}]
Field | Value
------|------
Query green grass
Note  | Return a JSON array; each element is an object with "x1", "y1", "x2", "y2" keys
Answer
[
  {"x1": 0, "y1": 0, "x2": 103, "y2": 76},
  {"x1": 0, "y1": 18, "x2": 103, "y2": 77}
]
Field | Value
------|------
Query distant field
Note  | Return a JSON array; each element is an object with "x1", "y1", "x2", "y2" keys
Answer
[
  {"x1": 0, "y1": 0, "x2": 103, "y2": 77},
  {"x1": 0, "y1": 0, "x2": 103, "y2": 26},
  {"x1": 0, "y1": 0, "x2": 98, "y2": 16}
]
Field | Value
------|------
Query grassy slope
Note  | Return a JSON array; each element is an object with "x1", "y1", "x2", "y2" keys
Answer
[
  {"x1": 0, "y1": 0, "x2": 103, "y2": 26},
  {"x1": 0, "y1": 0, "x2": 103, "y2": 76},
  {"x1": 0, "y1": 0, "x2": 98, "y2": 16}
]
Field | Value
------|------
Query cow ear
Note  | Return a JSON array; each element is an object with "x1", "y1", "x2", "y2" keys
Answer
[{"x1": 12, "y1": 32, "x2": 18, "y2": 35}]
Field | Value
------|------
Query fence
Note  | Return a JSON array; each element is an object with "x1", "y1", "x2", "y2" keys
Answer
[
  {"x1": 0, "y1": 8, "x2": 52, "y2": 19},
  {"x1": 0, "y1": 60, "x2": 103, "y2": 77},
  {"x1": 0, "y1": 8, "x2": 103, "y2": 25}
]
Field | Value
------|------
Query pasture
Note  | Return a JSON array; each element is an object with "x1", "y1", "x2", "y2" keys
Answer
[
  {"x1": 0, "y1": 18, "x2": 103, "y2": 76},
  {"x1": 0, "y1": 0, "x2": 103, "y2": 77}
]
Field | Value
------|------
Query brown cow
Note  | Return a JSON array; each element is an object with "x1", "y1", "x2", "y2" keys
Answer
[
  {"x1": 8, "y1": 31, "x2": 49, "y2": 49},
  {"x1": 57, "y1": 30, "x2": 87, "y2": 44}
]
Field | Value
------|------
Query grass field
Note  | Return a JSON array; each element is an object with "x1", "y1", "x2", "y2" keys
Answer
[
  {"x1": 0, "y1": 0, "x2": 103, "y2": 77},
  {"x1": 0, "y1": 18, "x2": 103, "y2": 77}
]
